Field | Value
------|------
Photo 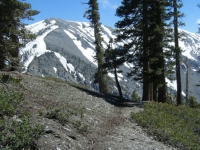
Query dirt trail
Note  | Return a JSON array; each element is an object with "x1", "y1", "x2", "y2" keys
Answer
[
  {"x1": 2, "y1": 72, "x2": 177, "y2": 150},
  {"x1": 86, "y1": 106, "x2": 177, "y2": 150}
]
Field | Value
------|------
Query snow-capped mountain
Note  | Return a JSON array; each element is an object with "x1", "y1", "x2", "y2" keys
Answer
[{"x1": 20, "y1": 18, "x2": 200, "y2": 101}]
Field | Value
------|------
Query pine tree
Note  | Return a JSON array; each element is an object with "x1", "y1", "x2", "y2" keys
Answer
[
  {"x1": 171, "y1": 0, "x2": 184, "y2": 105},
  {"x1": 0, "y1": 0, "x2": 39, "y2": 70},
  {"x1": 148, "y1": 0, "x2": 173, "y2": 103},
  {"x1": 131, "y1": 90, "x2": 141, "y2": 101},
  {"x1": 115, "y1": 0, "x2": 152, "y2": 101},
  {"x1": 103, "y1": 38, "x2": 124, "y2": 99},
  {"x1": 115, "y1": 0, "x2": 174, "y2": 102},
  {"x1": 84, "y1": 0, "x2": 108, "y2": 94},
  {"x1": 185, "y1": 57, "x2": 189, "y2": 105}
]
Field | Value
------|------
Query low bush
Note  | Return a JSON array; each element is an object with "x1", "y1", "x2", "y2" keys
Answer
[
  {"x1": 0, "y1": 90, "x2": 44, "y2": 149},
  {"x1": 131, "y1": 90, "x2": 141, "y2": 101},
  {"x1": 131, "y1": 102, "x2": 200, "y2": 150},
  {"x1": 0, "y1": 91, "x2": 24, "y2": 116},
  {"x1": 0, "y1": 118, "x2": 44, "y2": 149},
  {"x1": 45, "y1": 106, "x2": 84, "y2": 125}
]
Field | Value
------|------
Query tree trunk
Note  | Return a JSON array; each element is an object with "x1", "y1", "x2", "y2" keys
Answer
[
  {"x1": 114, "y1": 67, "x2": 123, "y2": 99},
  {"x1": 142, "y1": 0, "x2": 150, "y2": 101},
  {"x1": 0, "y1": 37, "x2": 5, "y2": 70},
  {"x1": 94, "y1": 25, "x2": 105, "y2": 94},
  {"x1": 153, "y1": 81, "x2": 158, "y2": 102},
  {"x1": 173, "y1": 0, "x2": 182, "y2": 105},
  {"x1": 0, "y1": 51, "x2": 5, "y2": 70},
  {"x1": 149, "y1": 82, "x2": 153, "y2": 101},
  {"x1": 158, "y1": 66, "x2": 167, "y2": 103},
  {"x1": 185, "y1": 57, "x2": 189, "y2": 105},
  {"x1": 155, "y1": 1, "x2": 166, "y2": 103}
]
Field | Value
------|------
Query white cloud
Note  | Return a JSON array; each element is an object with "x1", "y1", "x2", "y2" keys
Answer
[{"x1": 99, "y1": 0, "x2": 119, "y2": 9}]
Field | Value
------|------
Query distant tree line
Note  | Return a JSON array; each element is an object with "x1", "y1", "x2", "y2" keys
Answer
[{"x1": 0, "y1": 0, "x2": 39, "y2": 71}]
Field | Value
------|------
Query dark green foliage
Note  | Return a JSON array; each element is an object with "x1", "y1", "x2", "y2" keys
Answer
[
  {"x1": 103, "y1": 38, "x2": 124, "y2": 98},
  {"x1": 131, "y1": 102, "x2": 200, "y2": 150},
  {"x1": 84, "y1": 0, "x2": 108, "y2": 94},
  {"x1": 187, "y1": 96, "x2": 200, "y2": 108},
  {"x1": 0, "y1": 0, "x2": 39, "y2": 70},
  {"x1": 131, "y1": 90, "x2": 140, "y2": 101},
  {"x1": 172, "y1": 0, "x2": 185, "y2": 105},
  {"x1": 0, "y1": 74, "x2": 22, "y2": 84},
  {"x1": 115, "y1": 0, "x2": 174, "y2": 102}
]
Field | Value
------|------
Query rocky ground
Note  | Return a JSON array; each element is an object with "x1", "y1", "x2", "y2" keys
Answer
[{"x1": 1, "y1": 72, "x2": 178, "y2": 150}]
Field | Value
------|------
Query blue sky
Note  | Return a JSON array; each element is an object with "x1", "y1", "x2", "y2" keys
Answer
[{"x1": 24, "y1": 0, "x2": 200, "y2": 33}]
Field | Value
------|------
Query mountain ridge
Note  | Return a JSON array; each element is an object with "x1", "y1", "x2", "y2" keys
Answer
[{"x1": 20, "y1": 18, "x2": 200, "y2": 101}]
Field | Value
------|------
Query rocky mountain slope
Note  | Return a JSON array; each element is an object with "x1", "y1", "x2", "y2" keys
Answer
[
  {"x1": 20, "y1": 18, "x2": 200, "y2": 101},
  {"x1": 1, "y1": 71, "x2": 177, "y2": 150}
]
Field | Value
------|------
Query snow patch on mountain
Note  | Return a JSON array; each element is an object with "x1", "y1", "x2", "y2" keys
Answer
[
  {"x1": 102, "y1": 25, "x2": 116, "y2": 39},
  {"x1": 64, "y1": 30, "x2": 96, "y2": 66},
  {"x1": 20, "y1": 21, "x2": 59, "y2": 71},
  {"x1": 26, "y1": 20, "x2": 57, "y2": 34},
  {"x1": 53, "y1": 67, "x2": 57, "y2": 73},
  {"x1": 54, "y1": 52, "x2": 69, "y2": 71},
  {"x1": 67, "y1": 63, "x2": 75, "y2": 73},
  {"x1": 179, "y1": 29, "x2": 200, "y2": 61},
  {"x1": 78, "y1": 73, "x2": 85, "y2": 81},
  {"x1": 166, "y1": 78, "x2": 186, "y2": 96}
]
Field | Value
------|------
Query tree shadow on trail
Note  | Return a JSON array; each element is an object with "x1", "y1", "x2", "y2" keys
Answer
[{"x1": 70, "y1": 85, "x2": 143, "y2": 107}]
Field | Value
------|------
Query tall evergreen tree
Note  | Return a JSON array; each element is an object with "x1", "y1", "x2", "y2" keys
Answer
[
  {"x1": 171, "y1": 0, "x2": 184, "y2": 105},
  {"x1": 115, "y1": 0, "x2": 174, "y2": 102},
  {"x1": 0, "y1": 0, "x2": 39, "y2": 70},
  {"x1": 84, "y1": 0, "x2": 108, "y2": 94},
  {"x1": 185, "y1": 57, "x2": 189, "y2": 105},
  {"x1": 149, "y1": 0, "x2": 174, "y2": 103},
  {"x1": 115, "y1": 0, "x2": 151, "y2": 101}
]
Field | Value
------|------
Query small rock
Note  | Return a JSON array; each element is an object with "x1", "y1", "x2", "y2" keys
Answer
[
  {"x1": 45, "y1": 129, "x2": 54, "y2": 134},
  {"x1": 63, "y1": 127, "x2": 71, "y2": 132},
  {"x1": 54, "y1": 134, "x2": 61, "y2": 138},
  {"x1": 68, "y1": 135, "x2": 77, "y2": 140}
]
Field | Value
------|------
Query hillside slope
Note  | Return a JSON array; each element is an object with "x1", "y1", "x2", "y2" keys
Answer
[{"x1": 0, "y1": 71, "x2": 177, "y2": 150}]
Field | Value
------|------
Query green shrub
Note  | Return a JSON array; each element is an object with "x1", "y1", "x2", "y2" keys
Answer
[
  {"x1": 46, "y1": 106, "x2": 85, "y2": 126},
  {"x1": 0, "y1": 91, "x2": 24, "y2": 116},
  {"x1": 131, "y1": 90, "x2": 141, "y2": 101},
  {"x1": 75, "y1": 120, "x2": 88, "y2": 133},
  {"x1": 46, "y1": 107, "x2": 75, "y2": 125},
  {"x1": 0, "y1": 117, "x2": 44, "y2": 150},
  {"x1": 46, "y1": 108, "x2": 60, "y2": 119},
  {"x1": 131, "y1": 102, "x2": 200, "y2": 150},
  {"x1": 0, "y1": 74, "x2": 22, "y2": 84},
  {"x1": 187, "y1": 96, "x2": 200, "y2": 108},
  {"x1": 0, "y1": 90, "x2": 44, "y2": 149},
  {"x1": 79, "y1": 124, "x2": 88, "y2": 133}
]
